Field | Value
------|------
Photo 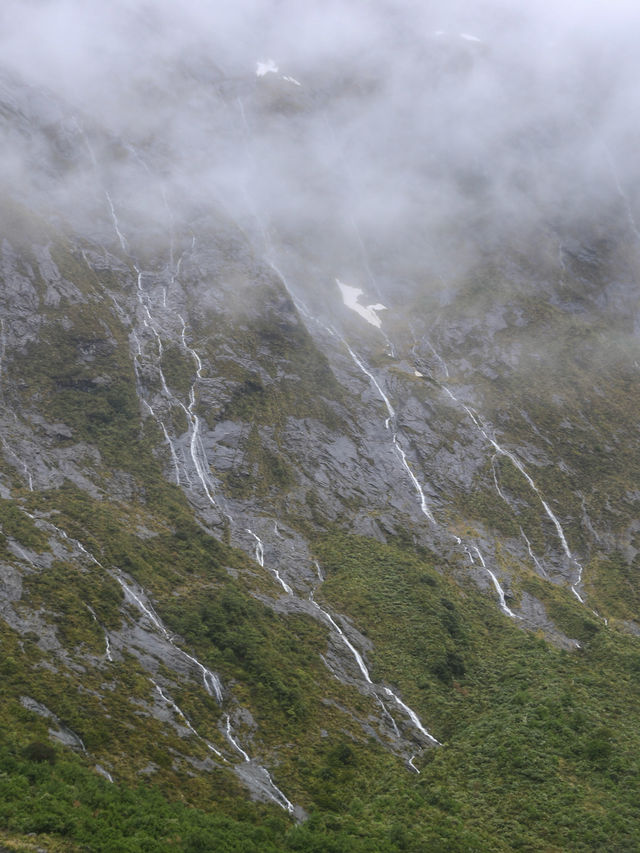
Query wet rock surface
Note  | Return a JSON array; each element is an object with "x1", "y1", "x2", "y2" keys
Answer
[{"x1": 0, "y1": 58, "x2": 638, "y2": 831}]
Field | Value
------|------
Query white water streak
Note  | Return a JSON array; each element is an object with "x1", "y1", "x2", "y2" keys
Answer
[
  {"x1": 160, "y1": 424, "x2": 182, "y2": 485},
  {"x1": 86, "y1": 604, "x2": 113, "y2": 661},
  {"x1": 95, "y1": 765, "x2": 114, "y2": 783},
  {"x1": 376, "y1": 695, "x2": 401, "y2": 738},
  {"x1": 246, "y1": 528, "x2": 292, "y2": 594},
  {"x1": 179, "y1": 648, "x2": 224, "y2": 704},
  {"x1": 119, "y1": 578, "x2": 170, "y2": 637},
  {"x1": 224, "y1": 715, "x2": 250, "y2": 761},
  {"x1": 408, "y1": 755, "x2": 420, "y2": 774},
  {"x1": 472, "y1": 546, "x2": 518, "y2": 619},
  {"x1": 154, "y1": 682, "x2": 224, "y2": 759},
  {"x1": 1, "y1": 436, "x2": 34, "y2": 491},
  {"x1": 105, "y1": 192, "x2": 128, "y2": 252},
  {"x1": 309, "y1": 596, "x2": 371, "y2": 683},
  {"x1": 118, "y1": 577, "x2": 224, "y2": 702},
  {"x1": 520, "y1": 527, "x2": 548, "y2": 578},
  {"x1": 175, "y1": 314, "x2": 218, "y2": 508},
  {"x1": 392, "y1": 433, "x2": 435, "y2": 523},
  {"x1": 383, "y1": 687, "x2": 441, "y2": 745},
  {"x1": 443, "y1": 384, "x2": 584, "y2": 597},
  {"x1": 345, "y1": 345, "x2": 435, "y2": 522},
  {"x1": 345, "y1": 344, "x2": 394, "y2": 423},
  {"x1": 491, "y1": 454, "x2": 507, "y2": 502},
  {"x1": 262, "y1": 769, "x2": 296, "y2": 814},
  {"x1": 425, "y1": 339, "x2": 449, "y2": 378},
  {"x1": 310, "y1": 590, "x2": 439, "y2": 745},
  {"x1": 142, "y1": 401, "x2": 181, "y2": 485}
]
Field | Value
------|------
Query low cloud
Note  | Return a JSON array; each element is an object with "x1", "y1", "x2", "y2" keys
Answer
[{"x1": 1, "y1": 0, "x2": 639, "y2": 297}]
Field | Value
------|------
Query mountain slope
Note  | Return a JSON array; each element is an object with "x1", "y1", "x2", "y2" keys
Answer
[{"x1": 0, "y1": 45, "x2": 640, "y2": 852}]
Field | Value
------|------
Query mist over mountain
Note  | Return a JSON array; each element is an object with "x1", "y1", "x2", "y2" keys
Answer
[
  {"x1": 1, "y1": 2, "x2": 640, "y2": 851},
  {"x1": 3, "y1": 0, "x2": 640, "y2": 269}
]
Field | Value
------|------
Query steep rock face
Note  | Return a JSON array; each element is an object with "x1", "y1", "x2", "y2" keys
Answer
[{"x1": 1, "y1": 57, "x2": 640, "y2": 851}]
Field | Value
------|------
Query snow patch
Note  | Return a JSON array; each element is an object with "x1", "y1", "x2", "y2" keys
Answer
[
  {"x1": 256, "y1": 59, "x2": 278, "y2": 77},
  {"x1": 337, "y1": 279, "x2": 387, "y2": 328}
]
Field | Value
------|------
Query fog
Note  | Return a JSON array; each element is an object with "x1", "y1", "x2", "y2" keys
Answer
[{"x1": 1, "y1": 0, "x2": 640, "y2": 298}]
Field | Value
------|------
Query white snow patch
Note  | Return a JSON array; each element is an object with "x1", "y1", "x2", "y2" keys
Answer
[
  {"x1": 460, "y1": 32, "x2": 482, "y2": 42},
  {"x1": 256, "y1": 59, "x2": 278, "y2": 77},
  {"x1": 282, "y1": 75, "x2": 301, "y2": 86},
  {"x1": 337, "y1": 279, "x2": 387, "y2": 328}
]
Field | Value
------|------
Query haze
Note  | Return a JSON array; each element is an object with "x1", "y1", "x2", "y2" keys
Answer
[{"x1": 1, "y1": 0, "x2": 639, "y2": 300}]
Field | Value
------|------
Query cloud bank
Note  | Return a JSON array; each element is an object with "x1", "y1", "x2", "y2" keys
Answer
[{"x1": 1, "y1": 0, "x2": 639, "y2": 296}]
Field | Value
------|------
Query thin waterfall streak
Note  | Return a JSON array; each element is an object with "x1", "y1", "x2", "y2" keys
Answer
[
  {"x1": 571, "y1": 585, "x2": 585, "y2": 603},
  {"x1": 262, "y1": 769, "x2": 296, "y2": 813},
  {"x1": 309, "y1": 597, "x2": 372, "y2": 683},
  {"x1": 224, "y1": 715, "x2": 250, "y2": 762},
  {"x1": 180, "y1": 649, "x2": 224, "y2": 704},
  {"x1": 154, "y1": 682, "x2": 225, "y2": 759},
  {"x1": 442, "y1": 383, "x2": 585, "y2": 594},
  {"x1": 247, "y1": 528, "x2": 292, "y2": 594},
  {"x1": 491, "y1": 454, "x2": 507, "y2": 502},
  {"x1": 1, "y1": 436, "x2": 34, "y2": 491},
  {"x1": 345, "y1": 344, "x2": 435, "y2": 522},
  {"x1": 160, "y1": 423, "x2": 181, "y2": 485},
  {"x1": 520, "y1": 527, "x2": 547, "y2": 578},
  {"x1": 12, "y1": 543, "x2": 35, "y2": 566},
  {"x1": 86, "y1": 604, "x2": 113, "y2": 661},
  {"x1": 345, "y1": 344, "x2": 395, "y2": 421},
  {"x1": 392, "y1": 433, "x2": 435, "y2": 523},
  {"x1": 472, "y1": 546, "x2": 518, "y2": 619},
  {"x1": 311, "y1": 596, "x2": 438, "y2": 745},
  {"x1": 423, "y1": 337, "x2": 449, "y2": 378},
  {"x1": 247, "y1": 529, "x2": 264, "y2": 566},
  {"x1": 383, "y1": 687, "x2": 441, "y2": 746},
  {"x1": 105, "y1": 192, "x2": 128, "y2": 252},
  {"x1": 96, "y1": 766, "x2": 114, "y2": 783},
  {"x1": 119, "y1": 577, "x2": 224, "y2": 704},
  {"x1": 118, "y1": 578, "x2": 169, "y2": 638},
  {"x1": 376, "y1": 696, "x2": 401, "y2": 738}
]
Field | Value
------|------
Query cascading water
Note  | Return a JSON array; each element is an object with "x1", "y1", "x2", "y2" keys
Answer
[
  {"x1": 95, "y1": 765, "x2": 114, "y2": 783},
  {"x1": 342, "y1": 342, "x2": 436, "y2": 524},
  {"x1": 105, "y1": 191, "x2": 222, "y2": 513},
  {"x1": 308, "y1": 585, "x2": 440, "y2": 746},
  {"x1": 0, "y1": 436, "x2": 34, "y2": 491},
  {"x1": 471, "y1": 547, "x2": 518, "y2": 620},
  {"x1": 175, "y1": 313, "x2": 219, "y2": 510},
  {"x1": 440, "y1": 383, "x2": 586, "y2": 602},
  {"x1": 224, "y1": 714, "x2": 250, "y2": 762},
  {"x1": 153, "y1": 681, "x2": 225, "y2": 759},
  {"x1": 520, "y1": 527, "x2": 547, "y2": 578},
  {"x1": 86, "y1": 604, "x2": 113, "y2": 662},
  {"x1": 246, "y1": 528, "x2": 292, "y2": 594},
  {"x1": 117, "y1": 576, "x2": 224, "y2": 703}
]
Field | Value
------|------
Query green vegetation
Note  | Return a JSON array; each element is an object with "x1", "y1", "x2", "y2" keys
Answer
[
  {"x1": 2, "y1": 208, "x2": 640, "y2": 851},
  {"x1": 0, "y1": 499, "x2": 50, "y2": 554}
]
